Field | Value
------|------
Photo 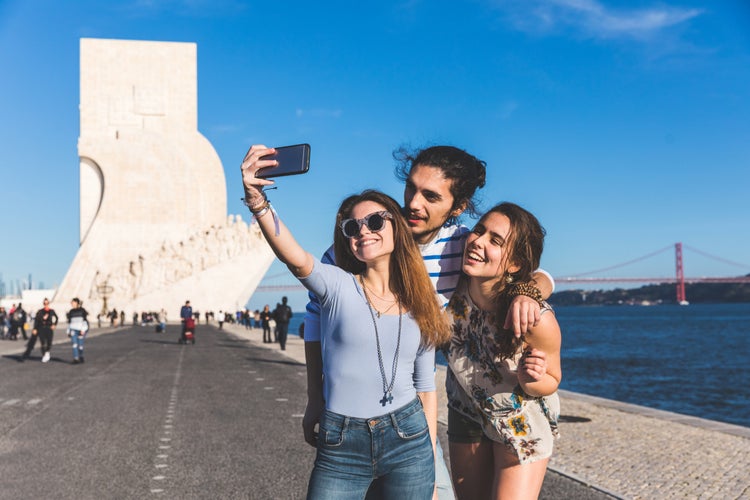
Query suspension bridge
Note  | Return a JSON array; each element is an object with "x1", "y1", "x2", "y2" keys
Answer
[{"x1": 255, "y1": 243, "x2": 750, "y2": 303}]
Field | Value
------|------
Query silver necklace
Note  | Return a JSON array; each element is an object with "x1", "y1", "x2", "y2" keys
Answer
[
  {"x1": 360, "y1": 278, "x2": 397, "y2": 317},
  {"x1": 361, "y1": 276, "x2": 402, "y2": 406}
]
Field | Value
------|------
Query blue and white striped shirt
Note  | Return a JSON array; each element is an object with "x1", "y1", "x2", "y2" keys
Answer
[{"x1": 417, "y1": 224, "x2": 470, "y2": 309}]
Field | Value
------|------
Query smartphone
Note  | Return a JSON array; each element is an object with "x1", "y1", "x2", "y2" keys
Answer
[{"x1": 257, "y1": 144, "x2": 311, "y2": 178}]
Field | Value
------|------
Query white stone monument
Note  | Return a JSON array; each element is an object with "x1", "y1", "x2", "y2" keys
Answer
[{"x1": 53, "y1": 38, "x2": 274, "y2": 318}]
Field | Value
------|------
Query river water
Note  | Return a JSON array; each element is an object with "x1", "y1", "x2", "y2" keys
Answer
[
  {"x1": 289, "y1": 303, "x2": 750, "y2": 428},
  {"x1": 553, "y1": 303, "x2": 750, "y2": 428}
]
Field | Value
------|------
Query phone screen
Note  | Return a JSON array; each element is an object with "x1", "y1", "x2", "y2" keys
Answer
[{"x1": 257, "y1": 144, "x2": 311, "y2": 178}]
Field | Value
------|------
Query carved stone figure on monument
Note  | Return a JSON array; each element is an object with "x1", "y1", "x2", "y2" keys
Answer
[
  {"x1": 139, "y1": 255, "x2": 159, "y2": 296},
  {"x1": 127, "y1": 256, "x2": 145, "y2": 299},
  {"x1": 105, "y1": 271, "x2": 125, "y2": 306},
  {"x1": 154, "y1": 252, "x2": 169, "y2": 291},
  {"x1": 231, "y1": 224, "x2": 243, "y2": 259},
  {"x1": 206, "y1": 228, "x2": 221, "y2": 267}
]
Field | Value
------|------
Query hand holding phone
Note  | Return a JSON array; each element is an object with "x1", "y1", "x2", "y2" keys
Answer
[{"x1": 257, "y1": 144, "x2": 311, "y2": 178}]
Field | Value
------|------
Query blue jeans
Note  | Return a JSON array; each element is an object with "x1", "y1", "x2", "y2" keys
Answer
[
  {"x1": 70, "y1": 329, "x2": 85, "y2": 359},
  {"x1": 435, "y1": 438, "x2": 456, "y2": 500},
  {"x1": 307, "y1": 398, "x2": 435, "y2": 499}
]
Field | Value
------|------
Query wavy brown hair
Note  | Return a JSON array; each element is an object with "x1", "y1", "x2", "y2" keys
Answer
[
  {"x1": 333, "y1": 190, "x2": 450, "y2": 347},
  {"x1": 480, "y1": 202, "x2": 546, "y2": 359}
]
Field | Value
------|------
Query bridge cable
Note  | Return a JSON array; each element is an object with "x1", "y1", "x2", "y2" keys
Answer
[
  {"x1": 565, "y1": 245, "x2": 673, "y2": 278},
  {"x1": 262, "y1": 272, "x2": 295, "y2": 282},
  {"x1": 683, "y1": 245, "x2": 750, "y2": 270}
]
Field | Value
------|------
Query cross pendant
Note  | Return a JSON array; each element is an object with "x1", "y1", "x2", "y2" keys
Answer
[{"x1": 380, "y1": 392, "x2": 393, "y2": 406}]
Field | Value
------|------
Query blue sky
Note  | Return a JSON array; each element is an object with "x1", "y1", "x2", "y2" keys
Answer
[{"x1": 1, "y1": 0, "x2": 749, "y2": 310}]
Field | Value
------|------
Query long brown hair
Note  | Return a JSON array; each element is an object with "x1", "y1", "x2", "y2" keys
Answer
[
  {"x1": 333, "y1": 190, "x2": 450, "y2": 347},
  {"x1": 480, "y1": 202, "x2": 546, "y2": 358}
]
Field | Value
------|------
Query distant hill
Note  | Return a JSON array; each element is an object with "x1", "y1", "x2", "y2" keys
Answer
[{"x1": 550, "y1": 276, "x2": 750, "y2": 306}]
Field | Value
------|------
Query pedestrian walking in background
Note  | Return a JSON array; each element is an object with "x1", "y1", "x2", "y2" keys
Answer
[
  {"x1": 272, "y1": 303, "x2": 280, "y2": 342},
  {"x1": 8, "y1": 304, "x2": 16, "y2": 339},
  {"x1": 23, "y1": 298, "x2": 58, "y2": 362},
  {"x1": 157, "y1": 309, "x2": 167, "y2": 333},
  {"x1": 11, "y1": 303, "x2": 27, "y2": 340},
  {"x1": 179, "y1": 300, "x2": 192, "y2": 343},
  {"x1": 0, "y1": 307, "x2": 7, "y2": 339},
  {"x1": 272, "y1": 297, "x2": 292, "y2": 351},
  {"x1": 67, "y1": 298, "x2": 89, "y2": 364},
  {"x1": 260, "y1": 305, "x2": 272, "y2": 343}
]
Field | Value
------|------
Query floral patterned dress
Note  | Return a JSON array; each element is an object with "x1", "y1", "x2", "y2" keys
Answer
[{"x1": 443, "y1": 281, "x2": 560, "y2": 464}]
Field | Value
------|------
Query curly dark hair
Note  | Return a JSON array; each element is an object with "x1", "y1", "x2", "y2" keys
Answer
[{"x1": 393, "y1": 145, "x2": 487, "y2": 224}]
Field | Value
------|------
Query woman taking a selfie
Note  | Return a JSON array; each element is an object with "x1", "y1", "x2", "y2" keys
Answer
[
  {"x1": 443, "y1": 202, "x2": 561, "y2": 500},
  {"x1": 241, "y1": 145, "x2": 451, "y2": 499}
]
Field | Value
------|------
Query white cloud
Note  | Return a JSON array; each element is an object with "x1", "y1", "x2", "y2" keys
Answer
[
  {"x1": 295, "y1": 108, "x2": 343, "y2": 119},
  {"x1": 494, "y1": 0, "x2": 702, "y2": 41}
]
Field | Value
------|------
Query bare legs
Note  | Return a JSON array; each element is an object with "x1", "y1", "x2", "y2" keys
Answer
[
  {"x1": 450, "y1": 441, "x2": 548, "y2": 500},
  {"x1": 450, "y1": 441, "x2": 493, "y2": 499}
]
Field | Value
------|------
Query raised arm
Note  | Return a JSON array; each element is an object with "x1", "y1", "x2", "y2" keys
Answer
[
  {"x1": 301, "y1": 246, "x2": 336, "y2": 447},
  {"x1": 241, "y1": 145, "x2": 314, "y2": 278}
]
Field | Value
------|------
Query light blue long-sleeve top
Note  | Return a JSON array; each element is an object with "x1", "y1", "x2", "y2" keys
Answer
[{"x1": 299, "y1": 259, "x2": 435, "y2": 418}]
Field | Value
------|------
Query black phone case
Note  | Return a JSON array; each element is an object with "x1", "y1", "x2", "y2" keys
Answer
[{"x1": 257, "y1": 144, "x2": 311, "y2": 178}]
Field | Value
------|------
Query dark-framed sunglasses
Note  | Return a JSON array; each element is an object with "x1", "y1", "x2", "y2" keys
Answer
[{"x1": 340, "y1": 211, "x2": 393, "y2": 239}]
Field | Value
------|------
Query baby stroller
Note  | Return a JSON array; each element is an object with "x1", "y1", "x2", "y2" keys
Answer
[{"x1": 180, "y1": 317, "x2": 196, "y2": 344}]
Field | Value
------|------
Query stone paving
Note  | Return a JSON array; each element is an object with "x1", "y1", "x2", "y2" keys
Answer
[
  {"x1": 221, "y1": 324, "x2": 750, "y2": 500},
  {"x1": 7, "y1": 323, "x2": 746, "y2": 499},
  {"x1": 550, "y1": 391, "x2": 750, "y2": 499}
]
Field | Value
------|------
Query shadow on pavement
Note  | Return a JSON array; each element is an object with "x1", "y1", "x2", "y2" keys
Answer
[
  {"x1": 558, "y1": 415, "x2": 592, "y2": 423},
  {"x1": 243, "y1": 356, "x2": 305, "y2": 367}
]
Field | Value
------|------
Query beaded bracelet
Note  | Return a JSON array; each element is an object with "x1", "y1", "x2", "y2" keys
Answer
[
  {"x1": 252, "y1": 204, "x2": 272, "y2": 219},
  {"x1": 250, "y1": 200, "x2": 270, "y2": 215},
  {"x1": 241, "y1": 194, "x2": 269, "y2": 214},
  {"x1": 241, "y1": 193, "x2": 279, "y2": 235},
  {"x1": 508, "y1": 283, "x2": 544, "y2": 305}
]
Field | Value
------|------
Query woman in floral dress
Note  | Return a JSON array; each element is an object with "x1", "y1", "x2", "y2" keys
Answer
[{"x1": 443, "y1": 202, "x2": 562, "y2": 500}]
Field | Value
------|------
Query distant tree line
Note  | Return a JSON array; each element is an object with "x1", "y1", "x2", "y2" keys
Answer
[{"x1": 550, "y1": 276, "x2": 750, "y2": 306}]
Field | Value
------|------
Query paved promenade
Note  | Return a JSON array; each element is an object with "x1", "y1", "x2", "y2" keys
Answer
[
  {"x1": 220, "y1": 323, "x2": 750, "y2": 500},
  {"x1": 3, "y1": 321, "x2": 748, "y2": 499}
]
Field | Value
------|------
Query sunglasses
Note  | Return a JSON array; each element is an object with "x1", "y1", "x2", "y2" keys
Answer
[{"x1": 340, "y1": 211, "x2": 393, "y2": 239}]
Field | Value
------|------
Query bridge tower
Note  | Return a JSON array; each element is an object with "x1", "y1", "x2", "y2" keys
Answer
[{"x1": 675, "y1": 242, "x2": 687, "y2": 304}]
